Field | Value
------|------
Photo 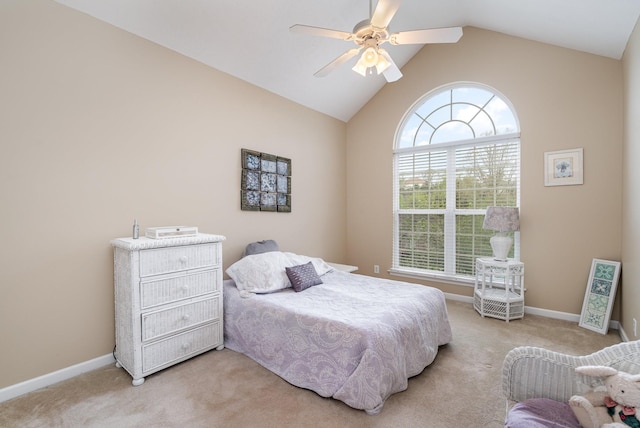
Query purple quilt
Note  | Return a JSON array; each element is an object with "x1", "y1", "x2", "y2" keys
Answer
[{"x1": 223, "y1": 270, "x2": 452, "y2": 414}]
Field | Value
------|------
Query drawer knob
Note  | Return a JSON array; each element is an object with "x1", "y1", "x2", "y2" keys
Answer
[
  {"x1": 179, "y1": 256, "x2": 188, "y2": 263},
  {"x1": 181, "y1": 343, "x2": 190, "y2": 350},
  {"x1": 182, "y1": 314, "x2": 190, "y2": 321},
  {"x1": 181, "y1": 284, "x2": 189, "y2": 292}
]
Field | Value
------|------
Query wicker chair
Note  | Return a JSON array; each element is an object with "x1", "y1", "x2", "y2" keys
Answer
[{"x1": 502, "y1": 341, "x2": 640, "y2": 425}]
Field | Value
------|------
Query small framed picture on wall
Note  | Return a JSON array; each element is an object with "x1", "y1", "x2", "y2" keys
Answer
[{"x1": 544, "y1": 148, "x2": 584, "y2": 186}]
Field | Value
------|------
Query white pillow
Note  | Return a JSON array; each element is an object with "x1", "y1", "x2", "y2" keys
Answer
[
  {"x1": 225, "y1": 251, "x2": 334, "y2": 296},
  {"x1": 283, "y1": 252, "x2": 333, "y2": 276},
  {"x1": 226, "y1": 252, "x2": 293, "y2": 295}
]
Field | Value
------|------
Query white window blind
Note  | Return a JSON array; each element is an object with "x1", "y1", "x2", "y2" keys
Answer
[{"x1": 392, "y1": 84, "x2": 520, "y2": 282}]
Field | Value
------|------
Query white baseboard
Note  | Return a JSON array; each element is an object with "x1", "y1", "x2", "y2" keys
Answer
[
  {"x1": 0, "y1": 353, "x2": 115, "y2": 403},
  {"x1": 443, "y1": 292, "x2": 621, "y2": 332},
  {"x1": 524, "y1": 305, "x2": 580, "y2": 322},
  {"x1": 619, "y1": 326, "x2": 630, "y2": 342},
  {"x1": 443, "y1": 292, "x2": 474, "y2": 304}
]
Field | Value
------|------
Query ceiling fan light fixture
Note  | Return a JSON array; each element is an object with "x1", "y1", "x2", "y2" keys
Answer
[
  {"x1": 375, "y1": 48, "x2": 391, "y2": 74},
  {"x1": 362, "y1": 47, "x2": 378, "y2": 67},
  {"x1": 352, "y1": 57, "x2": 369, "y2": 76},
  {"x1": 353, "y1": 46, "x2": 388, "y2": 77}
]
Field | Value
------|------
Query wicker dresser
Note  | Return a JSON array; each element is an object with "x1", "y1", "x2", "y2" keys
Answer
[{"x1": 111, "y1": 233, "x2": 226, "y2": 385}]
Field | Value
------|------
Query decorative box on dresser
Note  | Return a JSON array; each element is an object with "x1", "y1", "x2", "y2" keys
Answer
[{"x1": 111, "y1": 233, "x2": 226, "y2": 386}]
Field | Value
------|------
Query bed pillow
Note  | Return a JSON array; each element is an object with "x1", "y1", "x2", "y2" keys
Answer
[
  {"x1": 284, "y1": 252, "x2": 334, "y2": 276},
  {"x1": 226, "y1": 251, "x2": 334, "y2": 296},
  {"x1": 226, "y1": 251, "x2": 293, "y2": 295},
  {"x1": 242, "y1": 240, "x2": 279, "y2": 257},
  {"x1": 286, "y1": 262, "x2": 323, "y2": 292}
]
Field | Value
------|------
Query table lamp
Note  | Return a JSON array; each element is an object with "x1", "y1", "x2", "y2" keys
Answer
[{"x1": 483, "y1": 206, "x2": 520, "y2": 261}]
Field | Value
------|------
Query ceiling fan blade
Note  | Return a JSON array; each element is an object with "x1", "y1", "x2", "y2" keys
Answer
[
  {"x1": 370, "y1": 0, "x2": 402, "y2": 29},
  {"x1": 379, "y1": 50, "x2": 402, "y2": 82},
  {"x1": 390, "y1": 27, "x2": 463, "y2": 45},
  {"x1": 290, "y1": 24, "x2": 353, "y2": 41},
  {"x1": 314, "y1": 48, "x2": 362, "y2": 77}
]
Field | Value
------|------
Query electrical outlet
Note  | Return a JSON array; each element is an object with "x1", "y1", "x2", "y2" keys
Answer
[
  {"x1": 374, "y1": 265, "x2": 380, "y2": 274},
  {"x1": 634, "y1": 318, "x2": 637, "y2": 337}
]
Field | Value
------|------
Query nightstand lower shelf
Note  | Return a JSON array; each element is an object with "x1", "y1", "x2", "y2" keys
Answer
[{"x1": 473, "y1": 288, "x2": 524, "y2": 321}]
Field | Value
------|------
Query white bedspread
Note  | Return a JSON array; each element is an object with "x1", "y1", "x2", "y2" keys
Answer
[{"x1": 223, "y1": 270, "x2": 452, "y2": 414}]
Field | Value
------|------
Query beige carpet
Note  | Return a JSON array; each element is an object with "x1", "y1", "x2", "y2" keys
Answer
[{"x1": 0, "y1": 300, "x2": 621, "y2": 428}]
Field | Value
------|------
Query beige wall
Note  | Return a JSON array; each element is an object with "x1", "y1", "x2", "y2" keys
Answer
[
  {"x1": 0, "y1": 1, "x2": 347, "y2": 388},
  {"x1": 622, "y1": 18, "x2": 640, "y2": 341},
  {"x1": 346, "y1": 27, "x2": 624, "y2": 316},
  {"x1": 1, "y1": 2, "x2": 636, "y2": 392}
]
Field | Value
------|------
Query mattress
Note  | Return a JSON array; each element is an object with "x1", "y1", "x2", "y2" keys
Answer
[{"x1": 223, "y1": 269, "x2": 452, "y2": 414}]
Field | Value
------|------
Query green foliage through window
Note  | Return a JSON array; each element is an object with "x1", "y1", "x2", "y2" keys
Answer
[{"x1": 394, "y1": 84, "x2": 520, "y2": 279}]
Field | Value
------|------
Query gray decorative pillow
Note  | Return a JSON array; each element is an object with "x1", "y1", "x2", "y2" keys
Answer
[
  {"x1": 286, "y1": 262, "x2": 322, "y2": 292},
  {"x1": 243, "y1": 240, "x2": 279, "y2": 257}
]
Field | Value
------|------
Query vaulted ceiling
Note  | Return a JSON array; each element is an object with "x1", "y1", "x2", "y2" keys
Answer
[{"x1": 55, "y1": 0, "x2": 640, "y2": 122}]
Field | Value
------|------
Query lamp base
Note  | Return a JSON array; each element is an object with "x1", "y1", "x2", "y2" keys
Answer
[{"x1": 490, "y1": 232, "x2": 513, "y2": 261}]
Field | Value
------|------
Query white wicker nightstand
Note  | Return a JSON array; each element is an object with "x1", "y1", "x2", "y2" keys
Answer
[{"x1": 474, "y1": 257, "x2": 524, "y2": 322}]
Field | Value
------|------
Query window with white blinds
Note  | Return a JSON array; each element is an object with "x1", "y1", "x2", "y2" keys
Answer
[{"x1": 392, "y1": 83, "x2": 520, "y2": 282}]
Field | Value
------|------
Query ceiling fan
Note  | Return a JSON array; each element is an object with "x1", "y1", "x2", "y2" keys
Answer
[{"x1": 290, "y1": 0, "x2": 463, "y2": 82}]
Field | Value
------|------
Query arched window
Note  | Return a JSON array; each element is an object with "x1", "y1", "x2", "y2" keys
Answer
[{"x1": 392, "y1": 83, "x2": 520, "y2": 282}]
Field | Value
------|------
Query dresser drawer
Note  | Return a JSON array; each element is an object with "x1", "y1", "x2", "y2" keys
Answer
[
  {"x1": 142, "y1": 297, "x2": 219, "y2": 342},
  {"x1": 139, "y1": 243, "x2": 219, "y2": 277},
  {"x1": 142, "y1": 322, "x2": 221, "y2": 373},
  {"x1": 140, "y1": 269, "x2": 219, "y2": 309}
]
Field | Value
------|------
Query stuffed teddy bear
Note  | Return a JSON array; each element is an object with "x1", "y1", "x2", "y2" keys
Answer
[{"x1": 569, "y1": 365, "x2": 640, "y2": 428}]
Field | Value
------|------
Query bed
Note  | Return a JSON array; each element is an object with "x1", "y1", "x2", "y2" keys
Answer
[{"x1": 223, "y1": 249, "x2": 452, "y2": 415}]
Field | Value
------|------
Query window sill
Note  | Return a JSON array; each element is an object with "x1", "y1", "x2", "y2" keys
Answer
[{"x1": 388, "y1": 268, "x2": 475, "y2": 288}]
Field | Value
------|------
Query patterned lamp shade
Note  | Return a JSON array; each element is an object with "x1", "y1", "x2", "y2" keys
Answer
[
  {"x1": 482, "y1": 207, "x2": 520, "y2": 232},
  {"x1": 483, "y1": 207, "x2": 519, "y2": 260}
]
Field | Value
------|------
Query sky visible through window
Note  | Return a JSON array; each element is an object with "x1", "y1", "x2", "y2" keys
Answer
[{"x1": 398, "y1": 87, "x2": 517, "y2": 148}]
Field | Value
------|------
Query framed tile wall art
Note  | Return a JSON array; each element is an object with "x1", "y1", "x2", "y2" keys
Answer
[
  {"x1": 544, "y1": 148, "x2": 584, "y2": 186},
  {"x1": 241, "y1": 149, "x2": 291, "y2": 212},
  {"x1": 578, "y1": 258, "x2": 620, "y2": 334}
]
